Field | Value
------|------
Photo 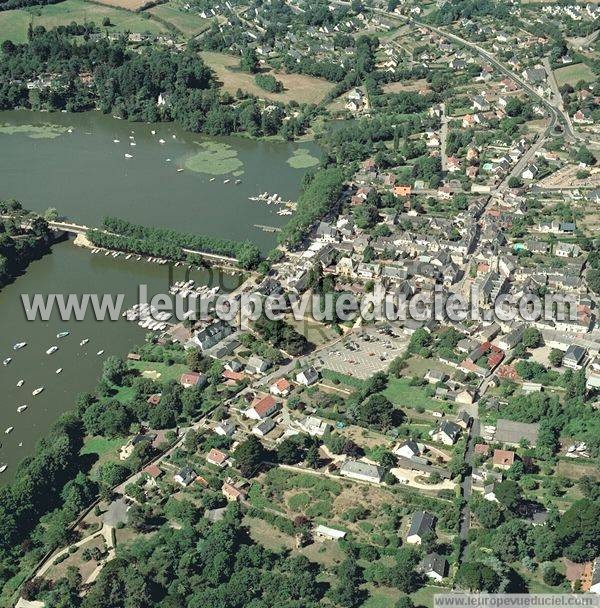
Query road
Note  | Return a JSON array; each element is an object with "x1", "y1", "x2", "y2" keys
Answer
[
  {"x1": 440, "y1": 102, "x2": 449, "y2": 173},
  {"x1": 458, "y1": 417, "x2": 480, "y2": 558}
]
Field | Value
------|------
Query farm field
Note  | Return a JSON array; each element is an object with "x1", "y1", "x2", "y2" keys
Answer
[
  {"x1": 200, "y1": 51, "x2": 336, "y2": 104},
  {"x1": 92, "y1": 0, "x2": 151, "y2": 11},
  {"x1": 0, "y1": 0, "x2": 166, "y2": 44},
  {"x1": 554, "y1": 63, "x2": 596, "y2": 86},
  {"x1": 147, "y1": 2, "x2": 211, "y2": 36}
]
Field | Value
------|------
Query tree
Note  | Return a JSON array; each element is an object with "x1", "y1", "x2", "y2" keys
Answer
[
  {"x1": 233, "y1": 436, "x2": 264, "y2": 477},
  {"x1": 356, "y1": 394, "x2": 395, "y2": 430},
  {"x1": 305, "y1": 443, "x2": 320, "y2": 469},
  {"x1": 549, "y1": 348, "x2": 563, "y2": 367},
  {"x1": 575, "y1": 146, "x2": 596, "y2": 166},
  {"x1": 554, "y1": 499, "x2": 600, "y2": 562},
  {"x1": 240, "y1": 48, "x2": 259, "y2": 74},
  {"x1": 471, "y1": 497, "x2": 503, "y2": 528},
  {"x1": 542, "y1": 564, "x2": 564, "y2": 587},
  {"x1": 329, "y1": 558, "x2": 366, "y2": 607},
  {"x1": 102, "y1": 356, "x2": 127, "y2": 385},
  {"x1": 522, "y1": 327, "x2": 542, "y2": 349},
  {"x1": 495, "y1": 479, "x2": 522, "y2": 510},
  {"x1": 455, "y1": 562, "x2": 500, "y2": 592},
  {"x1": 277, "y1": 437, "x2": 303, "y2": 464}
]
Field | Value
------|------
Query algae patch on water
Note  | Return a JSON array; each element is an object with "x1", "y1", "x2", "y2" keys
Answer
[
  {"x1": 185, "y1": 141, "x2": 244, "y2": 175},
  {"x1": 286, "y1": 148, "x2": 319, "y2": 169},
  {"x1": 0, "y1": 123, "x2": 71, "y2": 139}
]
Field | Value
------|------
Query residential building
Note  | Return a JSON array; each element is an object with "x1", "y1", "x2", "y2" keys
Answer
[
  {"x1": 406, "y1": 511, "x2": 436, "y2": 544},
  {"x1": 339, "y1": 460, "x2": 383, "y2": 483}
]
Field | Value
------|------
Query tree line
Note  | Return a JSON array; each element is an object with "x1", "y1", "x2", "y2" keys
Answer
[{"x1": 87, "y1": 216, "x2": 262, "y2": 269}]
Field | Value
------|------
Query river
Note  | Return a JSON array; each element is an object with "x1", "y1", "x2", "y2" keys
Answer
[
  {"x1": 0, "y1": 110, "x2": 321, "y2": 252},
  {"x1": 0, "y1": 109, "x2": 320, "y2": 482}
]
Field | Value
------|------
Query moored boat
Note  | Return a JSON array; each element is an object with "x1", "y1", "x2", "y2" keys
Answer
[
  {"x1": 97, "y1": 350, "x2": 105, "y2": 356},
  {"x1": 0, "y1": 464, "x2": 7, "y2": 473},
  {"x1": 46, "y1": 346, "x2": 58, "y2": 355},
  {"x1": 5, "y1": 427, "x2": 14, "y2": 434},
  {"x1": 3, "y1": 357, "x2": 11, "y2": 365},
  {"x1": 32, "y1": 387, "x2": 44, "y2": 396},
  {"x1": 80, "y1": 338, "x2": 89, "y2": 346},
  {"x1": 56, "y1": 331, "x2": 70, "y2": 339},
  {"x1": 17, "y1": 405, "x2": 27, "y2": 413},
  {"x1": 56, "y1": 368, "x2": 63, "y2": 374},
  {"x1": 16, "y1": 380, "x2": 24, "y2": 387},
  {"x1": 13, "y1": 342, "x2": 27, "y2": 350}
]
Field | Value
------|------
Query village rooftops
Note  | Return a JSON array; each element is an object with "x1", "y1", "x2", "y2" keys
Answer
[{"x1": 407, "y1": 511, "x2": 436, "y2": 544}]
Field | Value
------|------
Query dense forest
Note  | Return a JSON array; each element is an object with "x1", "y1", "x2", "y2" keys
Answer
[
  {"x1": 0, "y1": 28, "x2": 306, "y2": 139},
  {"x1": 88, "y1": 217, "x2": 262, "y2": 269},
  {"x1": 0, "y1": 199, "x2": 52, "y2": 289},
  {"x1": 0, "y1": 0, "x2": 62, "y2": 12}
]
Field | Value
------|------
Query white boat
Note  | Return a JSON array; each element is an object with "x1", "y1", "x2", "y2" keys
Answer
[
  {"x1": 177, "y1": 168, "x2": 184, "y2": 173},
  {"x1": 113, "y1": 139, "x2": 120, "y2": 143},
  {"x1": 97, "y1": 350, "x2": 105, "y2": 356},
  {"x1": 223, "y1": 179, "x2": 230, "y2": 184},
  {"x1": 56, "y1": 368, "x2": 63, "y2": 374},
  {"x1": 13, "y1": 342, "x2": 27, "y2": 350},
  {"x1": 5, "y1": 427, "x2": 14, "y2": 434},
  {"x1": 151, "y1": 130, "x2": 156, "y2": 135},
  {"x1": 0, "y1": 464, "x2": 7, "y2": 473},
  {"x1": 125, "y1": 153, "x2": 133, "y2": 159},
  {"x1": 210, "y1": 177, "x2": 215, "y2": 182},
  {"x1": 18, "y1": 442, "x2": 22, "y2": 447},
  {"x1": 80, "y1": 338, "x2": 89, "y2": 346},
  {"x1": 46, "y1": 346, "x2": 58, "y2": 355},
  {"x1": 3, "y1": 358, "x2": 12, "y2": 365},
  {"x1": 166, "y1": 158, "x2": 171, "y2": 162},
  {"x1": 235, "y1": 179, "x2": 242, "y2": 184},
  {"x1": 159, "y1": 139, "x2": 166, "y2": 144},
  {"x1": 130, "y1": 142, "x2": 136, "y2": 146},
  {"x1": 17, "y1": 405, "x2": 27, "y2": 413},
  {"x1": 56, "y1": 331, "x2": 69, "y2": 339},
  {"x1": 32, "y1": 387, "x2": 44, "y2": 396},
  {"x1": 16, "y1": 380, "x2": 24, "y2": 387}
]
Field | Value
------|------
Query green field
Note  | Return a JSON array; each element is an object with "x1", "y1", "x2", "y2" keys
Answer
[
  {"x1": 554, "y1": 63, "x2": 596, "y2": 87},
  {"x1": 0, "y1": 0, "x2": 166, "y2": 44},
  {"x1": 80, "y1": 436, "x2": 124, "y2": 456},
  {"x1": 383, "y1": 377, "x2": 446, "y2": 412},
  {"x1": 147, "y1": 2, "x2": 211, "y2": 37},
  {"x1": 128, "y1": 360, "x2": 188, "y2": 382}
]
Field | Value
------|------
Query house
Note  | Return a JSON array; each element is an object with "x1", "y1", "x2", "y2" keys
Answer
[
  {"x1": 180, "y1": 371, "x2": 207, "y2": 389},
  {"x1": 455, "y1": 410, "x2": 472, "y2": 430},
  {"x1": 522, "y1": 164, "x2": 538, "y2": 180},
  {"x1": 270, "y1": 378, "x2": 291, "y2": 397},
  {"x1": 339, "y1": 460, "x2": 384, "y2": 484},
  {"x1": 563, "y1": 344, "x2": 586, "y2": 370},
  {"x1": 316, "y1": 221, "x2": 339, "y2": 242},
  {"x1": 299, "y1": 416, "x2": 332, "y2": 437},
  {"x1": 119, "y1": 433, "x2": 156, "y2": 460},
  {"x1": 483, "y1": 483, "x2": 498, "y2": 502},
  {"x1": 206, "y1": 448, "x2": 229, "y2": 468},
  {"x1": 474, "y1": 443, "x2": 490, "y2": 457},
  {"x1": 245, "y1": 394, "x2": 279, "y2": 420},
  {"x1": 406, "y1": 511, "x2": 436, "y2": 544},
  {"x1": 419, "y1": 553, "x2": 448, "y2": 582},
  {"x1": 174, "y1": 466, "x2": 197, "y2": 487},
  {"x1": 493, "y1": 449, "x2": 516, "y2": 470},
  {"x1": 253, "y1": 418, "x2": 276, "y2": 437},
  {"x1": 431, "y1": 420, "x2": 461, "y2": 445},
  {"x1": 143, "y1": 463, "x2": 163, "y2": 482},
  {"x1": 215, "y1": 420, "x2": 236, "y2": 437},
  {"x1": 296, "y1": 367, "x2": 320, "y2": 386},
  {"x1": 314, "y1": 524, "x2": 347, "y2": 541},
  {"x1": 192, "y1": 319, "x2": 232, "y2": 351},
  {"x1": 425, "y1": 369, "x2": 446, "y2": 384},
  {"x1": 222, "y1": 480, "x2": 246, "y2": 502},
  {"x1": 246, "y1": 355, "x2": 269, "y2": 375},
  {"x1": 522, "y1": 67, "x2": 546, "y2": 84},
  {"x1": 394, "y1": 439, "x2": 422, "y2": 459}
]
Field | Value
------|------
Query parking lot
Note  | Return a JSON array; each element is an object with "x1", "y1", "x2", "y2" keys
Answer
[{"x1": 314, "y1": 326, "x2": 409, "y2": 380}]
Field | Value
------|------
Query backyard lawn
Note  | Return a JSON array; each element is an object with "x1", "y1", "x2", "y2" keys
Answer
[
  {"x1": 554, "y1": 63, "x2": 596, "y2": 86},
  {"x1": 383, "y1": 377, "x2": 448, "y2": 413},
  {"x1": 128, "y1": 360, "x2": 188, "y2": 382}
]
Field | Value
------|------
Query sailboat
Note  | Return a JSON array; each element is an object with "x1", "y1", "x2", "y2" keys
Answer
[
  {"x1": 56, "y1": 368, "x2": 63, "y2": 375},
  {"x1": 56, "y1": 331, "x2": 70, "y2": 339},
  {"x1": 16, "y1": 380, "x2": 24, "y2": 387},
  {"x1": 3, "y1": 357, "x2": 11, "y2": 365},
  {"x1": 97, "y1": 350, "x2": 105, "y2": 356},
  {"x1": 5, "y1": 427, "x2": 14, "y2": 434},
  {"x1": 46, "y1": 346, "x2": 58, "y2": 355},
  {"x1": 32, "y1": 387, "x2": 44, "y2": 396},
  {"x1": 13, "y1": 342, "x2": 27, "y2": 350},
  {"x1": 0, "y1": 464, "x2": 7, "y2": 473},
  {"x1": 17, "y1": 405, "x2": 28, "y2": 413},
  {"x1": 80, "y1": 338, "x2": 89, "y2": 346}
]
